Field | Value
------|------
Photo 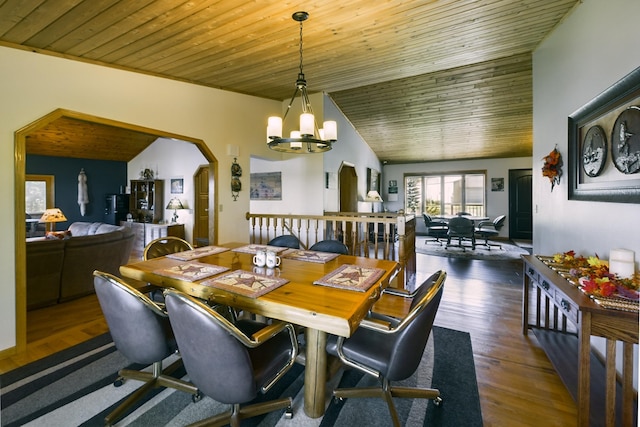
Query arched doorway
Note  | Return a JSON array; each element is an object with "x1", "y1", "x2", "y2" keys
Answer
[{"x1": 14, "y1": 108, "x2": 218, "y2": 352}]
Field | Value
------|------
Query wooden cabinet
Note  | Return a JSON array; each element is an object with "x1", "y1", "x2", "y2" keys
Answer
[
  {"x1": 121, "y1": 222, "x2": 185, "y2": 259},
  {"x1": 129, "y1": 180, "x2": 164, "y2": 223}
]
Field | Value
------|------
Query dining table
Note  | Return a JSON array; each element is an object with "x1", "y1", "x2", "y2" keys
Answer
[
  {"x1": 438, "y1": 214, "x2": 490, "y2": 224},
  {"x1": 119, "y1": 242, "x2": 401, "y2": 418}
]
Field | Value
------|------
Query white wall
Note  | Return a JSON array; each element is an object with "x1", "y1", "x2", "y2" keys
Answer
[
  {"x1": 532, "y1": 0, "x2": 640, "y2": 261},
  {"x1": 128, "y1": 138, "x2": 208, "y2": 243},
  {"x1": 323, "y1": 96, "x2": 383, "y2": 212},
  {"x1": 0, "y1": 46, "x2": 281, "y2": 351},
  {"x1": 383, "y1": 157, "x2": 532, "y2": 237},
  {"x1": 533, "y1": 0, "x2": 639, "y2": 388}
]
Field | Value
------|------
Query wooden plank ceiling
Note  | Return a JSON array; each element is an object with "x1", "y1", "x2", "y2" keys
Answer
[{"x1": 0, "y1": 0, "x2": 580, "y2": 163}]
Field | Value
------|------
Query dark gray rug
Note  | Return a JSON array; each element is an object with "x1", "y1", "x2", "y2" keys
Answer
[
  {"x1": 416, "y1": 236, "x2": 529, "y2": 261},
  {"x1": 1, "y1": 327, "x2": 482, "y2": 426}
]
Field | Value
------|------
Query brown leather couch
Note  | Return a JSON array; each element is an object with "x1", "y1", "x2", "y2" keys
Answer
[{"x1": 26, "y1": 222, "x2": 135, "y2": 310}]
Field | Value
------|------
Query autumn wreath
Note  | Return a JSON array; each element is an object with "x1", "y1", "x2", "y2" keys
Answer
[{"x1": 542, "y1": 147, "x2": 562, "y2": 191}]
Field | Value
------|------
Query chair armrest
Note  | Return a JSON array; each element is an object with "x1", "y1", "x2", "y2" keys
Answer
[
  {"x1": 249, "y1": 320, "x2": 290, "y2": 344},
  {"x1": 475, "y1": 220, "x2": 493, "y2": 228},
  {"x1": 382, "y1": 287, "x2": 414, "y2": 297},
  {"x1": 358, "y1": 317, "x2": 395, "y2": 333}
]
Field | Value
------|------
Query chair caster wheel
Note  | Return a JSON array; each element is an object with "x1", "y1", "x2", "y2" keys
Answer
[
  {"x1": 113, "y1": 377, "x2": 124, "y2": 387},
  {"x1": 284, "y1": 406, "x2": 293, "y2": 419},
  {"x1": 192, "y1": 391, "x2": 202, "y2": 403},
  {"x1": 433, "y1": 396, "x2": 443, "y2": 407}
]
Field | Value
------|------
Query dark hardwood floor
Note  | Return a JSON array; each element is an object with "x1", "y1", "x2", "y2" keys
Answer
[{"x1": 0, "y1": 252, "x2": 577, "y2": 426}]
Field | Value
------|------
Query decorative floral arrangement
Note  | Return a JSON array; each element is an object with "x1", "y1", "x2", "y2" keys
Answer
[
  {"x1": 552, "y1": 250, "x2": 639, "y2": 300},
  {"x1": 542, "y1": 147, "x2": 563, "y2": 191}
]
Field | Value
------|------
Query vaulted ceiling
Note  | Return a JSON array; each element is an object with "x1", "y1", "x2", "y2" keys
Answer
[{"x1": 1, "y1": 0, "x2": 580, "y2": 163}]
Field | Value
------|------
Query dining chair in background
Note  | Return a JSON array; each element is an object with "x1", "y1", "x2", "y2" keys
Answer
[
  {"x1": 446, "y1": 216, "x2": 476, "y2": 251},
  {"x1": 327, "y1": 270, "x2": 447, "y2": 427},
  {"x1": 309, "y1": 239, "x2": 349, "y2": 254},
  {"x1": 164, "y1": 289, "x2": 299, "y2": 427},
  {"x1": 268, "y1": 234, "x2": 301, "y2": 249},
  {"x1": 93, "y1": 271, "x2": 199, "y2": 426},
  {"x1": 475, "y1": 214, "x2": 507, "y2": 250},
  {"x1": 143, "y1": 236, "x2": 193, "y2": 260},
  {"x1": 422, "y1": 213, "x2": 448, "y2": 245}
]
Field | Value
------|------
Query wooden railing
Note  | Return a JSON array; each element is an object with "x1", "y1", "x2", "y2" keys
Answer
[{"x1": 245, "y1": 211, "x2": 416, "y2": 288}]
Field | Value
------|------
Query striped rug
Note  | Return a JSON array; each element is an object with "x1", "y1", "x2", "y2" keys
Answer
[{"x1": 1, "y1": 326, "x2": 482, "y2": 426}]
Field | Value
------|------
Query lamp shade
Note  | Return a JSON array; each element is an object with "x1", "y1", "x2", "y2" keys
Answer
[
  {"x1": 39, "y1": 208, "x2": 67, "y2": 223},
  {"x1": 166, "y1": 198, "x2": 184, "y2": 210},
  {"x1": 365, "y1": 191, "x2": 383, "y2": 202}
]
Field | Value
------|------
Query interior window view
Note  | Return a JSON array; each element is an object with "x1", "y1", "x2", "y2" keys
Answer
[{"x1": 2, "y1": 2, "x2": 638, "y2": 427}]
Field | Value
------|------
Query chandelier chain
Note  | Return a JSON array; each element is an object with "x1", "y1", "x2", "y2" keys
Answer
[{"x1": 298, "y1": 19, "x2": 304, "y2": 76}]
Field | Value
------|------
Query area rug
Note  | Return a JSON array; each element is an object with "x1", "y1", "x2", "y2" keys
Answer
[
  {"x1": 416, "y1": 236, "x2": 529, "y2": 261},
  {"x1": 1, "y1": 327, "x2": 482, "y2": 427}
]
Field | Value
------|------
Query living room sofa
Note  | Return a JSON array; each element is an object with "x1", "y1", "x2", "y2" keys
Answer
[{"x1": 26, "y1": 222, "x2": 135, "y2": 310}]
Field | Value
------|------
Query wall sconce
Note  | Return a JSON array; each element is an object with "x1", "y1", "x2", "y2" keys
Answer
[
  {"x1": 39, "y1": 208, "x2": 67, "y2": 231},
  {"x1": 231, "y1": 157, "x2": 242, "y2": 201},
  {"x1": 166, "y1": 198, "x2": 184, "y2": 223}
]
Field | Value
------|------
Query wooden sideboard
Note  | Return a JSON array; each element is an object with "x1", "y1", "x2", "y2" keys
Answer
[
  {"x1": 121, "y1": 221, "x2": 185, "y2": 259},
  {"x1": 522, "y1": 255, "x2": 638, "y2": 427}
]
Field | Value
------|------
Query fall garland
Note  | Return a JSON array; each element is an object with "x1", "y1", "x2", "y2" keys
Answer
[{"x1": 542, "y1": 147, "x2": 562, "y2": 191}]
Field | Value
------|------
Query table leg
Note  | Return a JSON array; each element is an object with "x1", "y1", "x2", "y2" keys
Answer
[{"x1": 304, "y1": 327, "x2": 327, "y2": 418}]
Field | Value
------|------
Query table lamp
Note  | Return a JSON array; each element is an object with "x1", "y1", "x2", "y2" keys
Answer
[
  {"x1": 39, "y1": 208, "x2": 67, "y2": 231},
  {"x1": 365, "y1": 190, "x2": 383, "y2": 213},
  {"x1": 166, "y1": 198, "x2": 184, "y2": 223}
]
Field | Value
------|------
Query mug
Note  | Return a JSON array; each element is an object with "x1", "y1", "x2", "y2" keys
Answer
[
  {"x1": 265, "y1": 250, "x2": 281, "y2": 269},
  {"x1": 253, "y1": 249, "x2": 267, "y2": 267}
]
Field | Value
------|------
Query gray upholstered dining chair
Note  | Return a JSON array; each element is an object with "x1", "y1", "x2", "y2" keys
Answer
[
  {"x1": 446, "y1": 216, "x2": 476, "y2": 251},
  {"x1": 93, "y1": 271, "x2": 199, "y2": 426},
  {"x1": 164, "y1": 288, "x2": 299, "y2": 427},
  {"x1": 268, "y1": 234, "x2": 301, "y2": 249},
  {"x1": 475, "y1": 214, "x2": 506, "y2": 249},
  {"x1": 423, "y1": 213, "x2": 448, "y2": 245},
  {"x1": 327, "y1": 270, "x2": 447, "y2": 427},
  {"x1": 143, "y1": 236, "x2": 193, "y2": 260},
  {"x1": 309, "y1": 239, "x2": 349, "y2": 254}
]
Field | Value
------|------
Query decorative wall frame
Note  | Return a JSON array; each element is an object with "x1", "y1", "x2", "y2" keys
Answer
[
  {"x1": 568, "y1": 66, "x2": 640, "y2": 203},
  {"x1": 170, "y1": 178, "x2": 183, "y2": 194},
  {"x1": 367, "y1": 168, "x2": 380, "y2": 193},
  {"x1": 250, "y1": 172, "x2": 282, "y2": 200}
]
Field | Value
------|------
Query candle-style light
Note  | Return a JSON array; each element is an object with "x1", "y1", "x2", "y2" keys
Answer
[
  {"x1": 609, "y1": 248, "x2": 636, "y2": 278},
  {"x1": 266, "y1": 12, "x2": 337, "y2": 153}
]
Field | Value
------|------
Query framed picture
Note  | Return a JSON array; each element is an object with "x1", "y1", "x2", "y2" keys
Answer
[
  {"x1": 568, "y1": 66, "x2": 640, "y2": 203},
  {"x1": 170, "y1": 178, "x2": 183, "y2": 194},
  {"x1": 367, "y1": 168, "x2": 380, "y2": 193},
  {"x1": 250, "y1": 172, "x2": 282, "y2": 200},
  {"x1": 491, "y1": 177, "x2": 504, "y2": 191}
]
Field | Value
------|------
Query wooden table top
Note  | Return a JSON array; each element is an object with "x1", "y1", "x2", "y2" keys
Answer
[{"x1": 120, "y1": 242, "x2": 401, "y2": 337}]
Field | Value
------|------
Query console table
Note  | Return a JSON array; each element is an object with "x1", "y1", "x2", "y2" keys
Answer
[{"x1": 522, "y1": 255, "x2": 638, "y2": 427}]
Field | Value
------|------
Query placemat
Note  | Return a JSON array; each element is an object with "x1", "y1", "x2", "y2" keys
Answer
[
  {"x1": 201, "y1": 269, "x2": 289, "y2": 298},
  {"x1": 313, "y1": 264, "x2": 385, "y2": 292},
  {"x1": 165, "y1": 245, "x2": 230, "y2": 260},
  {"x1": 154, "y1": 262, "x2": 229, "y2": 282},
  {"x1": 282, "y1": 249, "x2": 340, "y2": 263},
  {"x1": 232, "y1": 244, "x2": 288, "y2": 254}
]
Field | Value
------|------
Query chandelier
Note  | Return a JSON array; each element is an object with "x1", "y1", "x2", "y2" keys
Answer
[{"x1": 267, "y1": 11, "x2": 337, "y2": 153}]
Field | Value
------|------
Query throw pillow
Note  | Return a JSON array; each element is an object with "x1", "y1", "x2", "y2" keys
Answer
[{"x1": 45, "y1": 230, "x2": 72, "y2": 240}]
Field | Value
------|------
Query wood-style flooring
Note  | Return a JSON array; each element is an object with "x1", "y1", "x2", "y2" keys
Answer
[{"x1": 0, "y1": 253, "x2": 577, "y2": 426}]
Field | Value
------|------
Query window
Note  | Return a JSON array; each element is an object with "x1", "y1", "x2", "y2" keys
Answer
[
  {"x1": 26, "y1": 175, "x2": 54, "y2": 215},
  {"x1": 405, "y1": 172, "x2": 485, "y2": 216}
]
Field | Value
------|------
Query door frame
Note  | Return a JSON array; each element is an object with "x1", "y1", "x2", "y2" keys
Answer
[{"x1": 13, "y1": 108, "x2": 217, "y2": 355}]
